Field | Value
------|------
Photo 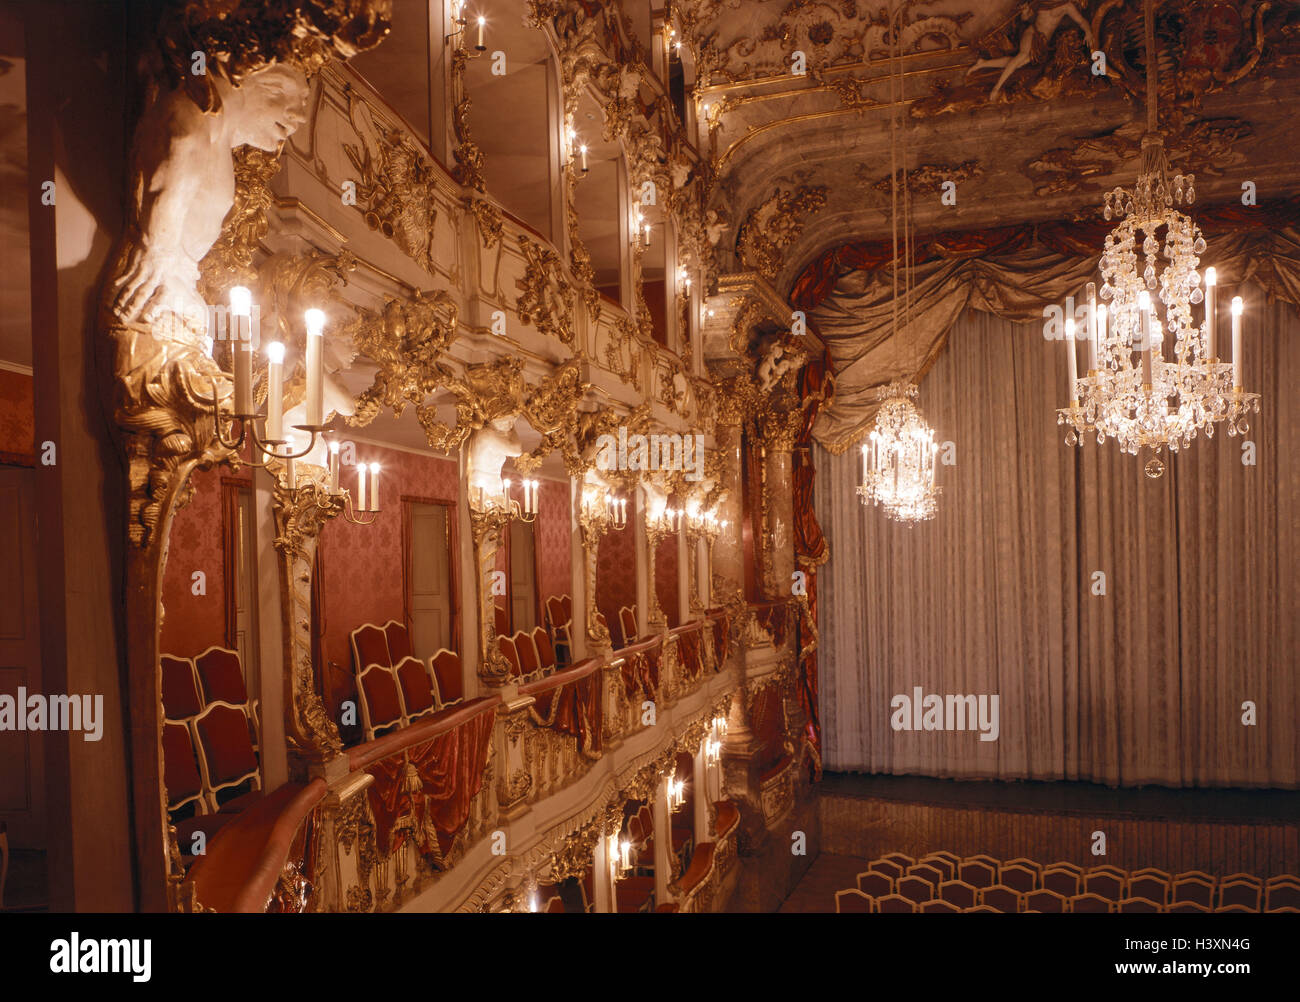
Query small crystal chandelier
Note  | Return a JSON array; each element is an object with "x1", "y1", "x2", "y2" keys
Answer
[
  {"x1": 1058, "y1": 0, "x2": 1260, "y2": 478},
  {"x1": 854, "y1": 2, "x2": 941, "y2": 523},
  {"x1": 857, "y1": 382, "x2": 940, "y2": 522}
]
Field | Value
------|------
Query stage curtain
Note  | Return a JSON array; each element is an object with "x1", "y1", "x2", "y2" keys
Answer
[
  {"x1": 804, "y1": 212, "x2": 1300, "y2": 454},
  {"x1": 816, "y1": 290, "x2": 1299, "y2": 788}
]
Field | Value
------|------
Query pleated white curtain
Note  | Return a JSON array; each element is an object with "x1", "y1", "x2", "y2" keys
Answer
[{"x1": 816, "y1": 288, "x2": 1299, "y2": 787}]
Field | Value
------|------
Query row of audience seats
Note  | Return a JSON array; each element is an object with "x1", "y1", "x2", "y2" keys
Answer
[
  {"x1": 835, "y1": 851, "x2": 1300, "y2": 914},
  {"x1": 160, "y1": 647, "x2": 263, "y2": 858},
  {"x1": 497, "y1": 626, "x2": 559, "y2": 681},
  {"x1": 350, "y1": 620, "x2": 466, "y2": 742}
]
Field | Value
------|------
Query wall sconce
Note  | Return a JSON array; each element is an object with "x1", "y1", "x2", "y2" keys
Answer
[
  {"x1": 706, "y1": 737, "x2": 721, "y2": 765},
  {"x1": 502, "y1": 477, "x2": 539, "y2": 523},
  {"x1": 618, "y1": 837, "x2": 632, "y2": 876},
  {"x1": 678, "y1": 266, "x2": 691, "y2": 297},
  {"x1": 668, "y1": 778, "x2": 685, "y2": 810},
  {"x1": 475, "y1": 14, "x2": 486, "y2": 51},
  {"x1": 335, "y1": 460, "x2": 380, "y2": 525},
  {"x1": 207, "y1": 287, "x2": 328, "y2": 467},
  {"x1": 712, "y1": 714, "x2": 728, "y2": 739},
  {"x1": 609, "y1": 493, "x2": 627, "y2": 530}
]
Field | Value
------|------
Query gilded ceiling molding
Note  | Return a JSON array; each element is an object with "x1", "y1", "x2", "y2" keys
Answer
[
  {"x1": 449, "y1": 43, "x2": 486, "y2": 193},
  {"x1": 869, "y1": 160, "x2": 984, "y2": 196},
  {"x1": 343, "y1": 87, "x2": 440, "y2": 272},
  {"x1": 198, "y1": 146, "x2": 282, "y2": 301},
  {"x1": 515, "y1": 235, "x2": 577, "y2": 346},
  {"x1": 735, "y1": 184, "x2": 828, "y2": 284},
  {"x1": 341, "y1": 289, "x2": 460, "y2": 428}
]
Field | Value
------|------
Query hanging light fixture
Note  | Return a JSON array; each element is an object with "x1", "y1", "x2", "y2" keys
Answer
[
  {"x1": 855, "y1": 0, "x2": 940, "y2": 523},
  {"x1": 1058, "y1": 0, "x2": 1260, "y2": 478}
]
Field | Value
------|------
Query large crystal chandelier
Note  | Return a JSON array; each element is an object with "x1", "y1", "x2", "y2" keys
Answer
[
  {"x1": 1058, "y1": 0, "x2": 1260, "y2": 478},
  {"x1": 855, "y1": 0, "x2": 940, "y2": 523},
  {"x1": 857, "y1": 382, "x2": 939, "y2": 522}
]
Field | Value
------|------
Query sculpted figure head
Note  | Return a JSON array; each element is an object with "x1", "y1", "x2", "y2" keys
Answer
[
  {"x1": 468, "y1": 415, "x2": 523, "y2": 499},
  {"x1": 217, "y1": 64, "x2": 310, "y2": 152}
]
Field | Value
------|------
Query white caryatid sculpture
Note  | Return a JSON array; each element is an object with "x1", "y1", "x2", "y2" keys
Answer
[
  {"x1": 641, "y1": 478, "x2": 669, "y2": 531},
  {"x1": 109, "y1": 63, "x2": 310, "y2": 343},
  {"x1": 467, "y1": 414, "x2": 523, "y2": 506}
]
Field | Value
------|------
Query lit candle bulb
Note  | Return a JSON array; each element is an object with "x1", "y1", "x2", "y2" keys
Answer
[
  {"x1": 1205, "y1": 267, "x2": 1217, "y2": 360},
  {"x1": 1091, "y1": 304, "x2": 1103, "y2": 372},
  {"x1": 579, "y1": 144, "x2": 588, "y2": 172},
  {"x1": 1231, "y1": 296, "x2": 1243, "y2": 389},
  {"x1": 620, "y1": 840, "x2": 631, "y2": 871},
  {"x1": 643, "y1": 222, "x2": 651, "y2": 246},
  {"x1": 1086, "y1": 282, "x2": 1098, "y2": 373},
  {"x1": 1138, "y1": 290, "x2": 1153, "y2": 386},
  {"x1": 1065, "y1": 316, "x2": 1078, "y2": 404},
  {"x1": 283, "y1": 454, "x2": 295, "y2": 488},
  {"x1": 328, "y1": 440, "x2": 340, "y2": 492},
  {"x1": 304, "y1": 308, "x2": 325, "y2": 427},
  {"x1": 230, "y1": 286, "x2": 253, "y2": 415},
  {"x1": 476, "y1": 14, "x2": 485, "y2": 50},
  {"x1": 356, "y1": 464, "x2": 367, "y2": 512},
  {"x1": 264, "y1": 341, "x2": 285, "y2": 442},
  {"x1": 368, "y1": 462, "x2": 380, "y2": 512}
]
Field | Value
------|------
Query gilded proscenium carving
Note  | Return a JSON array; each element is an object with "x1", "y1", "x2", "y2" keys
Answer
[
  {"x1": 578, "y1": 483, "x2": 613, "y2": 651},
  {"x1": 341, "y1": 289, "x2": 459, "y2": 427},
  {"x1": 516, "y1": 234, "x2": 577, "y2": 345},
  {"x1": 271, "y1": 475, "x2": 346, "y2": 770},
  {"x1": 471, "y1": 502, "x2": 513, "y2": 687},
  {"x1": 735, "y1": 184, "x2": 828, "y2": 284}
]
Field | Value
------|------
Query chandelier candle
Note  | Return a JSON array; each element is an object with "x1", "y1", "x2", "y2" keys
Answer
[
  {"x1": 1205, "y1": 267, "x2": 1217, "y2": 359},
  {"x1": 304, "y1": 308, "x2": 325, "y2": 427},
  {"x1": 368, "y1": 462, "x2": 380, "y2": 512},
  {"x1": 356, "y1": 464, "x2": 367, "y2": 512},
  {"x1": 1139, "y1": 291, "x2": 1153, "y2": 386},
  {"x1": 328, "y1": 440, "x2": 340, "y2": 493},
  {"x1": 1087, "y1": 283, "x2": 1099, "y2": 372},
  {"x1": 230, "y1": 285, "x2": 254, "y2": 415},
  {"x1": 1066, "y1": 317, "x2": 1079, "y2": 405},
  {"x1": 264, "y1": 341, "x2": 285, "y2": 442},
  {"x1": 283, "y1": 454, "x2": 295, "y2": 488},
  {"x1": 1231, "y1": 296, "x2": 1244, "y2": 390}
]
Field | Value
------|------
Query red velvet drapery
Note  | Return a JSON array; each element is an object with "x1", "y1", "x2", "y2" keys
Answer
[
  {"x1": 365, "y1": 703, "x2": 496, "y2": 860},
  {"x1": 523, "y1": 661, "x2": 604, "y2": 756}
]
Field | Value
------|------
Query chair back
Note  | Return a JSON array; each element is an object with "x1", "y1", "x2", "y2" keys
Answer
[
  {"x1": 161, "y1": 655, "x2": 203, "y2": 720},
  {"x1": 532, "y1": 627, "x2": 556, "y2": 671},
  {"x1": 383, "y1": 620, "x2": 413, "y2": 663},
  {"x1": 195, "y1": 646, "x2": 248, "y2": 706},
  {"x1": 430, "y1": 649, "x2": 462, "y2": 705},
  {"x1": 514, "y1": 631, "x2": 540, "y2": 676},
  {"x1": 351, "y1": 623, "x2": 391, "y2": 672},
  {"x1": 498, "y1": 634, "x2": 521, "y2": 677},
  {"x1": 358, "y1": 664, "x2": 405, "y2": 740},
  {"x1": 394, "y1": 657, "x2": 436, "y2": 720},
  {"x1": 835, "y1": 889, "x2": 872, "y2": 913},
  {"x1": 162, "y1": 721, "x2": 204, "y2": 813},
  {"x1": 619, "y1": 605, "x2": 638, "y2": 647},
  {"x1": 192, "y1": 702, "x2": 261, "y2": 810}
]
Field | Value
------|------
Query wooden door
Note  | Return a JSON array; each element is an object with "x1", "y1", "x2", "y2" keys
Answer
[
  {"x1": 408, "y1": 501, "x2": 451, "y2": 659},
  {"x1": 509, "y1": 519, "x2": 537, "y2": 632}
]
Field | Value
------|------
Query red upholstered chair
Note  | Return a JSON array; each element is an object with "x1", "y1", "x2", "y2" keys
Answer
[
  {"x1": 875, "y1": 894, "x2": 916, "y2": 914},
  {"x1": 357, "y1": 664, "x2": 405, "y2": 741},
  {"x1": 514, "y1": 630, "x2": 540, "y2": 678},
  {"x1": 1004, "y1": 857, "x2": 1041, "y2": 881},
  {"x1": 907, "y1": 862, "x2": 944, "y2": 889},
  {"x1": 618, "y1": 605, "x2": 638, "y2": 648},
  {"x1": 194, "y1": 645, "x2": 248, "y2": 705},
  {"x1": 1084, "y1": 867, "x2": 1126, "y2": 901},
  {"x1": 498, "y1": 635, "x2": 521, "y2": 678},
  {"x1": 351, "y1": 622, "x2": 392, "y2": 671},
  {"x1": 532, "y1": 627, "x2": 556, "y2": 672},
  {"x1": 897, "y1": 875, "x2": 933, "y2": 905},
  {"x1": 1265, "y1": 876, "x2": 1300, "y2": 911},
  {"x1": 1168, "y1": 900, "x2": 1210, "y2": 913},
  {"x1": 161, "y1": 655, "x2": 203, "y2": 721},
  {"x1": 920, "y1": 898, "x2": 960, "y2": 913},
  {"x1": 959, "y1": 859, "x2": 998, "y2": 890},
  {"x1": 430, "y1": 649, "x2": 463, "y2": 706},
  {"x1": 1023, "y1": 888, "x2": 1067, "y2": 913},
  {"x1": 383, "y1": 620, "x2": 414, "y2": 663},
  {"x1": 938, "y1": 879, "x2": 979, "y2": 909},
  {"x1": 1069, "y1": 892, "x2": 1113, "y2": 913},
  {"x1": 394, "y1": 657, "x2": 438, "y2": 723},
  {"x1": 869, "y1": 859, "x2": 905, "y2": 881},
  {"x1": 162, "y1": 721, "x2": 206, "y2": 817},
  {"x1": 1041, "y1": 864, "x2": 1082, "y2": 897},
  {"x1": 857, "y1": 871, "x2": 894, "y2": 898},
  {"x1": 919, "y1": 853, "x2": 956, "y2": 881},
  {"x1": 1172, "y1": 872, "x2": 1215, "y2": 908},
  {"x1": 1118, "y1": 897, "x2": 1163, "y2": 913},
  {"x1": 835, "y1": 889, "x2": 872, "y2": 913},
  {"x1": 999, "y1": 863, "x2": 1037, "y2": 894},
  {"x1": 884, "y1": 853, "x2": 915, "y2": 869},
  {"x1": 191, "y1": 702, "x2": 262, "y2": 812},
  {"x1": 494, "y1": 603, "x2": 509, "y2": 637},
  {"x1": 1129, "y1": 869, "x2": 1171, "y2": 906},
  {"x1": 616, "y1": 875, "x2": 656, "y2": 913},
  {"x1": 979, "y1": 884, "x2": 1022, "y2": 913},
  {"x1": 1217, "y1": 874, "x2": 1261, "y2": 911}
]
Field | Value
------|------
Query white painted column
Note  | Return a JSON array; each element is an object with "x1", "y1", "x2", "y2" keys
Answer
[
  {"x1": 569, "y1": 476, "x2": 588, "y2": 661},
  {"x1": 593, "y1": 828, "x2": 614, "y2": 914},
  {"x1": 676, "y1": 524, "x2": 690, "y2": 624},
  {"x1": 693, "y1": 739, "x2": 710, "y2": 846},
  {"x1": 457, "y1": 447, "x2": 479, "y2": 696},
  {"x1": 653, "y1": 778, "x2": 673, "y2": 907}
]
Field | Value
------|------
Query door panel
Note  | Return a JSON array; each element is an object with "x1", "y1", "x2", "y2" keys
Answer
[
  {"x1": 409, "y1": 502, "x2": 451, "y2": 660},
  {"x1": 509, "y1": 519, "x2": 536, "y2": 632}
]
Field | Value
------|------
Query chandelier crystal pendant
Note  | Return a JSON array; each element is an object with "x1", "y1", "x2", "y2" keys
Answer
[
  {"x1": 1057, "y1": 0, "x2": 1260, "y2": 478},
  {"x1": 856, "y1": 382, "x2": 940, "y2": 522}
]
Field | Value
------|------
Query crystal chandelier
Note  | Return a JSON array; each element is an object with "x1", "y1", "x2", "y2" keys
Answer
[
  {"x1": 857, "y1": 382, "x2": 939, "y2": 522},
  {"x1": 1058, "y1": 0, "x2": 1260, "y2": 478},
  {"x1": 855, "y1": 1, "x2": 940, "y2": 523}
]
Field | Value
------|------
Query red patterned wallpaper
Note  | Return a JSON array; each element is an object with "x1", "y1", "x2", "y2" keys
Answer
[
  {"x1": 321, "y1": 444, "x2": 458, "y2": 670},
  {"x1": 160, "y1": 465, "x2": 234, "y2": 657},
  {"x1": 535, "y1": 477, "x2": 571, "y2": 606},
  {"x1": 0, "y1": 370, "x2": 34, "y2": 463},
  {"x1": 595, "y1": 521, "x2": 636, "y2": 646}
]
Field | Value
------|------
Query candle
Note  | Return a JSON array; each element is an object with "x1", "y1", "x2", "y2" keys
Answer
[
  {"x1": 356, "y1": 465, "x2": 367, "y2": 512},
  {"x1": 230, "y1": 286, "x2": 253, "y2": 415},
  {"x1": 579, "y1": 144, "x2": 588, "y2": 172},
  {"x1": 620, "y1": 840, "x2": 631, "y2": 871},
  {"x1": 1065, "y1": 316, "x2": 1078, "y2": 403},
  {"x1": 1205, "y1": 267, "x2": 1217, "y2": 360},
  {"x1": 1138, "y1": 291, "x2": 1152, "y2": 386},
  {"x1": 1086, "y1": 282, "x2": 1098, "y2": 372},
  {"x1": 1091, "y1": 304, "x2": 1103, "y2": 372},
  {"x1": 283, "y1": 454, "x2": 295, "y2": 489},
  {"x1": 304, "y1": 308, "x2": 325, "y2": 427},
  {"x1": 476, "y1": 14, "x2": 485, "y2": 49},
  {"x1": 369, "y1": 462, "x2": 381, "y2": 512},
  {"x1": 264, "y1": 341, "x2": 285, "y2": 441},
  {"x1": 328, "y1": 440, "x2": 340, "y2": 493},
  {"x1": 644, "y1": 223, "x2": 651, "y2": 246},
  {"x1": 1231, "y1": 296, "x2": 1243, "y2": 389}
]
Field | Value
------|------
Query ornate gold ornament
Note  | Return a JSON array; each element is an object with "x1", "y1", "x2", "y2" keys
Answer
[
  {"x1": 735, "y1": 184, "x2": 829, "y2": 284},
  {"x1": 516, "y1": 235, "x2": 577, "y2": 345}
]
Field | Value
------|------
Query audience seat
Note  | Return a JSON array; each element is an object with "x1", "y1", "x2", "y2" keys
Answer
[
  {"x1": 979, "y1": 884, "x2": 1021, "y2": 913},
  {"x1": 897, "y1": 874, "x2": 933, "y2": 905},
  {"x1": 161, "y1": 655, "x2": 203, "y2": 721},
  {"x1": 430, "y1": 648, "x2": 463, "y2": 707},
  {"x1": 1084, "y1": 866, "x2": 1126, "y2": 901},
  {"x1": 514, "y1": 630, "x2": 540, "y2": 678},
  {"x1": 1266, "y1": 876, "x2": 1300, "y2": 911},
  {"x1": 192, "y1": 702, "x2": 262, "y2": 812},
  {"x1": 1217, "y1": 874, "x2": 1261, "y2": 910},
  {"x1": 876, "y1": 894, "x2": 916, "y2": 914},
  {"x1": 357, "y1": 664, "x2": 405, "y2": 740},
  {"x1": 938, "y1": 879, "x2": 979, "y2": 909},
  {"x1": 618, "y1": 605, "x2": 638, "y2": 648},
  {"x1": 497, "y1": 635, "x2": 521, "y2": 677},
  {"x1": 835, "y1": 888, "x2": 872, "y2": 913},
  {"x1": 1069, "y1": 892, "x2": 1113, "y2": 913},
  {"x1": 1172, "y1": 872, "x2": 1215, "y2": 908},
  {"x1": 999, "y1": 862, "x2": 1037, "y2": 894},
  {"x1": 532, "y1": 627, "x2": 556, "y2": 673},
  {"x1": 1024, "y1": 888, "x2": 1067, "y2": 913},
  {"x1": 907, "y1": 862, "x2": 944, "y2": 889},
  {"x1": 383, "y1": 620, "x2": 414, "y2": 663},
  {"x1": 394, "y1": 656, "x2": 438, "y2": 723},
  {"x1": 1041, "y1": 864, "x2": 1082, "y2": 897},
  {"x1": 959, "y1": 858, "x2": 997, "y2": 889},
  {"x1": 857, "y1": 871, "x2": 893, "y2": 898},
  {"x1": 1128, "y1": 869, "x2": 1170, "y2": 905},
  {"x1": 920, "y1": 898, "x2": 960, "y2": 913},
  {"x1": 1117, "y1": 897, "x2": 1162, "y2": 913},
  {"x1": 351, "y1": 622, "x2": 392, "y2": 673},
  {"x1": 194, "y1": 646, "x2": 248, "y2": 705}
]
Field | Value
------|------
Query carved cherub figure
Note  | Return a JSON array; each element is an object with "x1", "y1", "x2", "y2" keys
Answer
[
  {"x1": 757, "y1": 339, "x2": 804, "y2": 394},
  {"x1": 966, "y1": 1, "x2": 1095, "y2": 101},
  {"x1": 468, "y1": 414, "x2": 523, "y2": 499},
  {"x1": 110, "y1": 63, "x2": 310, "y2": 339}
]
